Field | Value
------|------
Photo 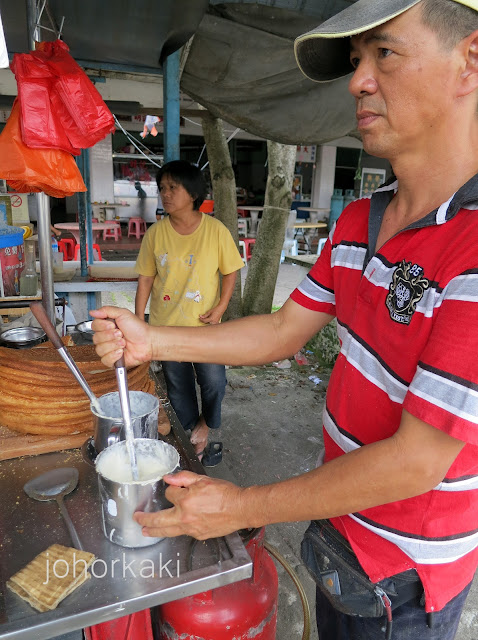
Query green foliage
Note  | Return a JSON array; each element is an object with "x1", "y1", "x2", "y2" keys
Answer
[{"x1": 306, "y1": 319, "x2": 340, "y2": 369}]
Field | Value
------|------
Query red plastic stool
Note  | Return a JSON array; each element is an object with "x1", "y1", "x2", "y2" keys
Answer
[
  {"x1": 128, "y1": 218, "x2": 146, "y2": 239},
  {"x1": 242, "y1": 238, "x2": 256, "y2": 261},
  {"x1": 61, "y1": 238, "x2": 75, "y2": 260},
  {"x1": 74, "y1": 243, "x2": 103, "y2": 261},
  {"x1": 84, "y1": 609, "x2": 154, "y2": 640},
  {"x1": 57, "y1": 240, "x2": 71, "y2": 261},
  {"x1": 103, "y1": 221, "x2": 121, "y2": 241}
]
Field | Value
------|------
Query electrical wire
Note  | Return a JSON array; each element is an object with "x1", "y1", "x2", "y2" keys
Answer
[
  {"x1": 264, "y1": 541, "x2": 311, "y2": 640},
  {"x1": 113, "y1": 115, "x2": 162, "y2": 168},
  {"x1": 201, "y1": 127, "x2": 241, "y2": 171}
]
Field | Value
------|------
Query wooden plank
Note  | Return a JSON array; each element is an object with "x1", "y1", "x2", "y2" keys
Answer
[{"x1": 0, "y1": 426, "x2": 89, "y2": 461}]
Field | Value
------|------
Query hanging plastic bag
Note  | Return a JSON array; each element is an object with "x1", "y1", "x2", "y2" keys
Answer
[
  {"x1": 0, "y1": 100, "x2": 87, "y2": 198},
  {"x1": 35, "y1": 40, "x2": 114, "y2": 148},
  {"x1": 10, "y1": 52, "x2": 81, "y2": 155},
  {"x1": 11, "y1": 40, "x2": 114, "y2": 152}
]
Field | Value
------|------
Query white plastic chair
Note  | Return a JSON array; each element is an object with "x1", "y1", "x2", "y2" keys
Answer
[
  {"x1": 281, "y1": 210, "x2": 299, "y2": 261},
  {"x1": 239, "y1": 240, "x2": 247, "y2": 263},
  {"x1": 238, "y1": 219, "x2": 248, "y2": 237},
  {"x1": 316, "y1": 237, "x2": 327, "y2": 255}
]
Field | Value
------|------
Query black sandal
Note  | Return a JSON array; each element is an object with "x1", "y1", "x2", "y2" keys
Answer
[{"x1": 201, "y1": 442, "x2": 223, "y2": 467}]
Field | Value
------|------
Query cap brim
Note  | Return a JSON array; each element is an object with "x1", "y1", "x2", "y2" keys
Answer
[{"x1": 294, "y1": 0, "x2": 422, "y2": 82}]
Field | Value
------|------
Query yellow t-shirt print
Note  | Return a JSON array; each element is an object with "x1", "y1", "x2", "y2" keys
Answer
[{"x1": 135, "y1": 214, "x2": 244, "y2": 327}]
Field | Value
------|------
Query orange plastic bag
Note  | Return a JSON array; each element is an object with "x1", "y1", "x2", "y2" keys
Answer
[{"x1": 0, "y1": 100, "x2": 87, "y2": 197}]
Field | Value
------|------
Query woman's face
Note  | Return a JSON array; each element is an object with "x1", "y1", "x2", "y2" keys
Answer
[{"x1": 159, "y1": 175, "x2": 195, "y2": 216}]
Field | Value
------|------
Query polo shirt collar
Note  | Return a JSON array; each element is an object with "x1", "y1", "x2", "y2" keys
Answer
[{"x1": 365, "y1": 172, "x2": 478, "y2": 266}]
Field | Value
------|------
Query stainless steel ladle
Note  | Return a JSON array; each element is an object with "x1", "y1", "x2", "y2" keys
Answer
[{"x1": 23, "y1": 467, "x2": 83, "y2": 550}]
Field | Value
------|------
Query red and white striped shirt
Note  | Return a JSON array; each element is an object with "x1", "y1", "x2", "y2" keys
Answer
[{"x1": 291, "y1": 174, "x2": 478, "y2": 612}]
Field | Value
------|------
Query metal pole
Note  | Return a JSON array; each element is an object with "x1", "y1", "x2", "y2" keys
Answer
[
  {"x1": 25, "y1": 0, "x2": 39, "y2": 49},
  {"x1": 163, "y1": 50, "x2": 180, "y2": 162},
  {"x1": 76, "y1": 153, "x2": 88, "y2": 277},
  {"x1": 26, "y1": 0, "x2": 56, "y2": 323},
  {"x1": 36, "y1": 194, "x2": 56, "y2": 323}
]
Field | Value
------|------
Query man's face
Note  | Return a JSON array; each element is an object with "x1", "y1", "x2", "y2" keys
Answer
[{"x1": 348, "y1": 5, "x2": 461, "y2": 161}]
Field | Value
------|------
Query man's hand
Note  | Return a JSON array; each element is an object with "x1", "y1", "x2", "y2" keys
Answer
[
  {"x1": 199, "y1": 306, "x2": 224, "y2": 325},
  {"x1": 90, "y1": 306, "x2": 153, "y2": 368},
  {"x1": 134, "y1": 471, "x2": 247, "y2": 540}
]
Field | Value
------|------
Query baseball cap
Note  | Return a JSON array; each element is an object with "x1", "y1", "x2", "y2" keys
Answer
[{"x1": 294, "y1": 0, "x2": 478, "y2": 82}]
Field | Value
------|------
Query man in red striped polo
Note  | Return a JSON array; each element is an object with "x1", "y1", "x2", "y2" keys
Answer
[{"x1": 92, "y1": 0, "x2": 478, "y2": 637}]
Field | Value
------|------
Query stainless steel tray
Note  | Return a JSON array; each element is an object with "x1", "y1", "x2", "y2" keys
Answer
[{"x1": 0, "y1": 405, "x2": 252, "y2": 639}]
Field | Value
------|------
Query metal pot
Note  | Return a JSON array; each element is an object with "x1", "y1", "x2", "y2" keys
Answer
[
  {"x1": 91, "y1": 391, "x2": 159, "y2": 453},
  {"x1": 0, "y1": 326, "x2": 47, "y2": 349},
  {"x1": 96, "y1": 438, "x2": 180, "y2": 547}
]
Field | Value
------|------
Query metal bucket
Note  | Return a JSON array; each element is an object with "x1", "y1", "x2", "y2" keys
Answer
[
  {"x1": 96, "y1": 438, "x2": 180, "y2": 548},
  {"x1": 91, "y1": 391, "x2": 159, "y2": 453}
]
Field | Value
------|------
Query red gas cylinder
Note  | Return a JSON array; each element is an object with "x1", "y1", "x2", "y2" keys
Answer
[{"x1": 155, "y1": 527, "x2": 278, "y2": 640}]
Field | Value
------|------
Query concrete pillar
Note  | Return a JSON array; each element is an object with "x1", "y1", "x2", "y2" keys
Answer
[{"x1": 311, "y1": 145, "x2": 337, "y2": 209}]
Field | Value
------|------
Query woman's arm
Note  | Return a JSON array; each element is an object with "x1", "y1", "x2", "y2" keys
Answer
[
  {"x1": 200, "y1": 271, "x2": 237, "y2": 324},
  {"x1": 134, "y1": 275, "x2": 155, "y2": 320}
]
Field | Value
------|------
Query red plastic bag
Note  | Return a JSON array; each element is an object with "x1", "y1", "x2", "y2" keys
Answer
[
  {"x1": 10, "y1": 51, "x2": 81, "y2": 155},
  {"x1": 0, "y1": 100, "x2": 87, "y2": 197},
  {"x1": 11, "y1": 40, "x2": 114, "y2": 152}
]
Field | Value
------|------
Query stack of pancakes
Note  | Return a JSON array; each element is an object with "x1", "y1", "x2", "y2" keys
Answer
[{"x1": 0, "y1": 340, "x2": 155, "y2": 435}]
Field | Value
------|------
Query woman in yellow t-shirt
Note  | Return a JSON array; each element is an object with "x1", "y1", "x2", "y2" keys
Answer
[{"x1": 134, "y1": 161, "x2": 244, "y2": 465}]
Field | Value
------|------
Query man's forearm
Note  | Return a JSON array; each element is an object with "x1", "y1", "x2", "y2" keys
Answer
[
  {"x1": 152, "y1": 299, "x2": 332, "y2": 366},
  {"x1": 239, "y1": 413, "x2": 465, "y2": 528},
  {"x1": 134, "y1": 411, "x2": 465, "y2": 541}
]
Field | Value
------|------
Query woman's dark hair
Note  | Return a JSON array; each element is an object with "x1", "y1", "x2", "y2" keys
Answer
[{"x1": 156, "y1": 161, "x2": 207, "y2": 211}]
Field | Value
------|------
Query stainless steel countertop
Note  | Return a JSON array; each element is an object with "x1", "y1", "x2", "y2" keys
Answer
[{"x1": 0, "y1": 410, "x2": 252, "y2": 639}]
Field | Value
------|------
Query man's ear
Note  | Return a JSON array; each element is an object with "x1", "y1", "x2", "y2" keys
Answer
[{"x1": 458, "y1": 30, "x2": 478, "y2": 97}]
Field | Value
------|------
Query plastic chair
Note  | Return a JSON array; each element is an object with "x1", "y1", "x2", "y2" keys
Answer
[
  {"x1": 281, "y1": 239, "x2": 298, "y2": 262},
  {"x1": 128, "y1": 217, "x2": 146, "y2": 239},
  {"x1": 103, "y1": 221, "x2": 121, "y2": 241},
  {"x1": 61, "y1": 238, "x2": 75, "y2": 260},
  {"x1": 57, "y1": 240, "x2": 71, "y2": 261},
  {"x1": 199, "y1": 199, "x2": 214, "y2": 214},
  {"x1": 242, "y1": 238, "x2": 256, "y2": 261},
  {"x1": 316, "y1": 237, "x2": 327, "y2": 255},
  {"x1": 238, "y1": 219, "x2": 248, "y2": 237},
  {"x1": 74, "y1": 243, "x2": 102, "y2": 261},
  {"x1": 238, "y1": 240, "x2": 247, "y2": 263}
]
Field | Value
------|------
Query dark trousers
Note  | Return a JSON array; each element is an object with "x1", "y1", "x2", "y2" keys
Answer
[
  {"x1": 161, "y1": 361, "x2": 226, "y2": 432},
  {"x1": 316, "y1": 581, "x2": 472, "y2": 640}
]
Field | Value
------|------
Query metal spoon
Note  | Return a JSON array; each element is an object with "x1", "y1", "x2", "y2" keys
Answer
[
  {"x1": 114, "y1": 352, "x2": 139, "y2": 481},
  {"x1": 24, "y1": 468, "x2": 83, "y2": 550},
  {"x1": 29, "y1": 301, "x2": 101, "y2": 411}
]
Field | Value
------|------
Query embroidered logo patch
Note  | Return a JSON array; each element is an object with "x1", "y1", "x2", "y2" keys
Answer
[{"x1": 386, "y1": 260, "x2": 429, "y2": 325}]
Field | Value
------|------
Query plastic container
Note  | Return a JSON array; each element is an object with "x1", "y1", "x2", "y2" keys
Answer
[
  {"x1": 328, "y1": 188, "x2": 344, "y2": 230},
  {"x1": 0, "y1": 225, "x2": 24, "y2": 297},
  {"x1": 20, "y1": 239, "x2": 38, "y2": 296}
]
